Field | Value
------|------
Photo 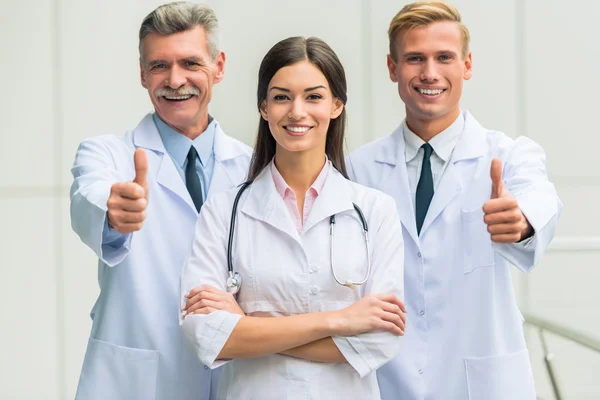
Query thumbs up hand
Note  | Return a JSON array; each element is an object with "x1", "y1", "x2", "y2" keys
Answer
[
  {"x1": 133, "y1": 148, "x2": 149, "y2": 200},
  {"x1": 107, "y1": 149, "x2": 150, "y2": 234},
  {"x1": 482, "y1": 158, "x2": 533, "y2": 243}
]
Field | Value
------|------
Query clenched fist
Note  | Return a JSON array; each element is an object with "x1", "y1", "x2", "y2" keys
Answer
[{"x1": 107, "y1": 148, "x2": 149, "y2": 234}]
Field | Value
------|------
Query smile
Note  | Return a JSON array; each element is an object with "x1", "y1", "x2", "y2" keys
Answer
[
  {"x1": 283, "y1": 125, "x2": 313, "y2": 136},
  {"x1": 162, "y1": 95, "x2": 193, "y2": 101},
  {"x1": 415, "y1": 87, "x2": 446, "y2": 96}
]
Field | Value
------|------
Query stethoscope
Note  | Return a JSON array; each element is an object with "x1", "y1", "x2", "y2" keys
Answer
[{"x1": 226, "y1": 181, "x2": 371, "y2": 294}]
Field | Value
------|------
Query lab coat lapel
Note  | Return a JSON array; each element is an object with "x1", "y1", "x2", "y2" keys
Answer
[
  {"x1": 302, "y1": 168, "x2": 354, "y2": 233},
  {"x1": 206, "y1": 126, "x2": 243, "y2": 198},
  {"x1": 419, "y1": 111, "x2": 488, "y2": 235},
  {"x1": 376, "y1": 127, "x2": 420, "y2": 246},
  {"x1": 240, "y1": 166, "x2": 300, "y2": 243},
  {"x1": 132, "y1": 114, "x2": 197, "y2": 213}
]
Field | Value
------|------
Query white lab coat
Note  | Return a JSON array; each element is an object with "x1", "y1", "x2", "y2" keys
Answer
[
  {"x1": 70, "y1": 114, "x2": 251, "y2": 400},
  {"x1": 347, "y1": 110, "x2": 562, "y2": 400},
  {"x1": 180, "y1": 163, "x2": 405, "y2": 400}
]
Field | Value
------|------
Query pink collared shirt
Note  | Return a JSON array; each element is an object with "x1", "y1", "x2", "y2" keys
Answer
[{"x1": 270, "y1": 158, "x2": 330, "y2": 235}]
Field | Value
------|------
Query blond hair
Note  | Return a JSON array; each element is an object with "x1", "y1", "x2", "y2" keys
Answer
[{"x1": 388, "y1": 1, "x2": 470, "y2": 61}]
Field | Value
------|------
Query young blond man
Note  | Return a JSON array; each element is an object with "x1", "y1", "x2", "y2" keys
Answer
[{"x1": 347, "y1": 2, "x2": 562, "y2": 399}]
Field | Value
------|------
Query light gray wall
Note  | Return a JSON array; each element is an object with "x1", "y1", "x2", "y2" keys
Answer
[{"x1": 1, "y1": 1, "x2": 598, "y2": 399}]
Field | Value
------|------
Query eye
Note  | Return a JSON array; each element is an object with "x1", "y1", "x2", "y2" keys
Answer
[
  {"x1": 406, "y1": 56, "x2": 423, "y2": 63},
  {"x1": 186, "y1": 61, "x2": 200, "y2": 67},
  {"x1": 307, "y1": 94, "x2": 323, "y2": 100},
  {"x1": 439, "y1": 55, "x2": 452, "y2": 62},
  {"x1": 150, "y1": 64, "x2": 166, "y2": 70},
  {"x1": 273, "y1": 94, "x2": 289, "y2": 101}
]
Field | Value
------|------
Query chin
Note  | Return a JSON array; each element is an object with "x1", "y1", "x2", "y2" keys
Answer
[{"x1": 278, "y1": 141, "x2": 314, "y2": 153}]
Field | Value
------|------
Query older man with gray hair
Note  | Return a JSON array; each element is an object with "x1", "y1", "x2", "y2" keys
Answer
[{"x1": 70, "y1": 2, "x2": 251, "y2": 399}]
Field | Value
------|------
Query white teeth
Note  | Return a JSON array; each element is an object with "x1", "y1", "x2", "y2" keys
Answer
[
  {"x1": 164, "y1": 95, "x2": 192, "y2": 100},
  {"x1": 418, "y1": 88, "x2": 444, "y2": 95},
  {"x1": 286, "y1": 126, "x2": 310, "y2": 133}
]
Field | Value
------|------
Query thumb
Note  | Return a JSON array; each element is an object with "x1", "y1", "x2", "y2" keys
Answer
[
  {"x1": 490, "y1": 158, "x2": 505, "y2": 198},
  {"x1": 133, "y1": 148, "x2": 148, "y2": 191}
]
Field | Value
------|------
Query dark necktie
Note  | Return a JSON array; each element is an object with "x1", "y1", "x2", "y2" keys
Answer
[
  {"x1": 186, "y1": 146, "x2": 203, "y2": 212},
  {"x1": 415, "y1": 143, "x2": 434, "y2": 234}
]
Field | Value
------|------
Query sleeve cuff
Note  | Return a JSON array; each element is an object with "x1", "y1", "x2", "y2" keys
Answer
[
  {"x1": 515, "y1": 234, "x2": 537, "y2": 250},
  {"x1": 102, "y1": 217, "x2": 128, "y2": 247},
  {"x1": 181, "y1": 311, "x2": 242, "y2": 369},
  {"x1": 332, "y1": 336, "x2": 377, "y2": 378}
]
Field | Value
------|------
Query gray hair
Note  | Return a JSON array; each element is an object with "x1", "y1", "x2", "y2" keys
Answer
[{"x1": 139, "y1": 2, "x2": 220, "y2": 62}]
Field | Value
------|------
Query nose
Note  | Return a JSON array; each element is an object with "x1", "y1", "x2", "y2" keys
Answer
[
  {"x1": 288, "y1": 98, "x2": 308, "y2": 120},
  {"x1": 165, "y1": 65, "x2": 186, "y2": 89},
  {"x1": 420, "y1": 58, "x2": 439, "y2": 83}
]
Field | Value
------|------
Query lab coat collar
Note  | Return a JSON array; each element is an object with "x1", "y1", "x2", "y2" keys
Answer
[
  {"x1": 132, "y1": 114, "x2": 195, "y2": 212},
  {"x1": 133, "y1": 113, "x2": 248, "y2": 162},
  {"x1": 419, "y1": 110, "x2": 489, "y2": 235},
  {"x1": 373, "y1": 110, "x2": 488, "y2": 243},
  {"x1": 450, "y1": 110, "x2": 488, "y2": 162},
  {"x1": 132, "y1": 113, "x2": 241, "y2": 214},
  {"x1": 374, "y1": 110, "x2": 486, "y2": 165},
  {"x1": 303, "y1": 167, "x2": 354, "y2": 233},
  {"x1": 207, "y1": 123, "x2": 249, "y2": 198},
  {"x1": 375, "y1": 126, "x2": 420, "y2": 245},
  {"x1": 240, "y1": 162, "x2": 354, "y2": 242}
]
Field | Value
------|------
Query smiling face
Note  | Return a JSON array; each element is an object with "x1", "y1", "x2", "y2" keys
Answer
[
  {"x1": 259, "y1": 60, "x2": 343, "y2": 159},
  {"x1": 140, "y1": 25, "x2": 225, "y2": 137},
  {"x1": 387, "y1": 20, "x2": 472, "y2": 132}
]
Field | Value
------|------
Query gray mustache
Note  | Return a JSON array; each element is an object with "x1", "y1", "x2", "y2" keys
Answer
[{"x1": 156, "y1": 87, "x2": 200, "y2": 97}]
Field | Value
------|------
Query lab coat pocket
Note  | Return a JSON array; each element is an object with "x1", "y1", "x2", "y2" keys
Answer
[
  {"x1": 461, "y1": 207, "x2": 495, "y2": 273},
  {"x1": 464, "y1": 349, "x2": 536, "y2": 400},
  {"x1": 76, "y1": 338, "x2": 159, "y2": 400}
]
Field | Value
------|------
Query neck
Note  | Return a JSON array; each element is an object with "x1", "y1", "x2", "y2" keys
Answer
[
  {"x1": 274, "y1": 147, "x2": 326, "y2": 195},
  {"x1": 405, "y1": 108, "x2": 460, "y2": 142},
  {"x1": 161, "y1": 111, "x2": 210, "y2": 140}
]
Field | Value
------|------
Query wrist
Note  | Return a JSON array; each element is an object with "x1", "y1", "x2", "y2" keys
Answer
[
  {"x1": 519, "y1": 218, "x2": 534, "y2": 241},
  {"x1": 323, "y1": 310, "x2": 347, "y2": 337}
]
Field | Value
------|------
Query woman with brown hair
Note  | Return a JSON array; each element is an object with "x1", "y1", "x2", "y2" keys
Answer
[{"x1": 179, "y1": 36, "x2": 405, "y2": 399}]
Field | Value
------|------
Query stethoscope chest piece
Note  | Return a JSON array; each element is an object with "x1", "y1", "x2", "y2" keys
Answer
[{"x1": 226, "y1": 271, "x2": 242, "y2": 294}]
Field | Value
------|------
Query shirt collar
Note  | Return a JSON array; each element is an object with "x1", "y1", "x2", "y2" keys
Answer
[
  {"x1": 271, "y1": 156, "x2": 330, "y2": 199},
  {"x1": 152, "y1": 113, "x2": 216, "y2": 167},
  {"x1": 402, "y1": 111, "x2": 465, "y2": 163}
]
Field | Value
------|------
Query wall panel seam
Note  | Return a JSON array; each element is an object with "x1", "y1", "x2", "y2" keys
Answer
[{"x1": 52, "y1": 0, "x2": 67, "y2": 397}]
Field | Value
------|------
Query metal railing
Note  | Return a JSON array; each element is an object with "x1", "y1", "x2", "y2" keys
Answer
[{"x1": 523, "y1": 312, "x2": 600, "y2": 400}]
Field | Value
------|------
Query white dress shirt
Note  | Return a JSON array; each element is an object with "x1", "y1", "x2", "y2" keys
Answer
[{"x1": 403, "y1": 113, "x2": 464, "y2": 208}]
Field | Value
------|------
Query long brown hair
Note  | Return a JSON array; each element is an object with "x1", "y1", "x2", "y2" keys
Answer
[{"x1": 247, "y1": 36, "x2": 348, "y2": 182}]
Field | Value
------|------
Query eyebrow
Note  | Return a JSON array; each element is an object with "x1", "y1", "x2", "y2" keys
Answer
[
  {"x1": 147, "y1": 59, "x2": 169, "y2": 67},
  {"x1": 181, "y1": 56, "x2": 204, "y2": 63},
  {"x1": 269, "y1": 85, "x2": 327, "y2": 92},
  {"x1": 402, "y1": 50, "x2": 458, "y2": 58},
  {"x1": 147, "y1": 56, "x2": 205, "y2": 67}
]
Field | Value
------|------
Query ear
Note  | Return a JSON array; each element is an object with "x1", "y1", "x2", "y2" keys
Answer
[
  {"x1": 213, "y1": 51, "x2": 226, "y2": 84},
  {"x1": 259, "y1": 99, "x2": 268, "y2": 121},
  {"x1": 387, "y1": 54, "x2": 399, "y2": 83},
  {"x1": 463, "y1": 51, "x2": 473, "y2": 80},
  {"x1": 140, "y1": 60, "x2": 148, "y2": 89},
  {"x1": 330, "y1": 98, "x2": 344, "y2": 120}
]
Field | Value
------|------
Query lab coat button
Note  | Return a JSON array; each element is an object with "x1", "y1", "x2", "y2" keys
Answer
[
  {"x1": 419, "y1": 310, "x2": 425, "y2": 316},
  {"x1": 418, "y1": 369, "x2": 423, "y2": 375},
  {"x1": 310, "y1": 285, "x2": 320, "y2": 295},
  {"x1": 204, "y1": 366, "x2": 209, "y2": 370},
  {"x1": 309, "y1": 264, "x2": 320, "y2": 273},
  {"x1": 417, "y1": 252, "x2": 422, "y2": 258}
]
